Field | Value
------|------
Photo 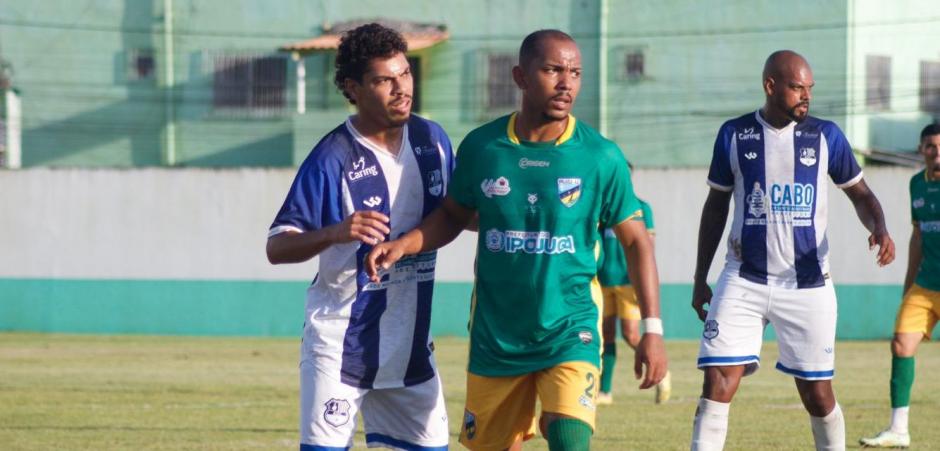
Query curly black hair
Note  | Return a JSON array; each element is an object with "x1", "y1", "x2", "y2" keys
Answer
[{"x1": 334, "y1": 23, "x2": 408, "y2": 105}]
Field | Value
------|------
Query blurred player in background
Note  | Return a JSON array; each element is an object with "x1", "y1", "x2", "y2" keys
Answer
[
  {"x1": 596, "y1": 190, "x2": 672, "y2": 405},
  {"x1": 366, "y1": 29, "x2": 667, "y2": 451},
  {"x1": 266, "y1": 23, "x2": 453, "y2": 451},
  {"x1": 690, "y1": 50, "x2": 895, "y2": 451},
  {"x1": 860, "y1": 123, "x2": 940, "y2": 449}
]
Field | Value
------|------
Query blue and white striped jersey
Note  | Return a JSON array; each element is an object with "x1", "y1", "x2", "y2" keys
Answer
[
  {"x1": 707, "y1": 111, "x2": 862, "y2": 289},
  {"x1": 269, "y1": 115, "x2": 454, "y2": 389}
]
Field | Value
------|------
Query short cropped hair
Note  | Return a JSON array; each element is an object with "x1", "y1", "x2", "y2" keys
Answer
[
  {"x1": 921, "y1": 123, "x2": 940, "y2": 141},
  {"x1": 518, "y1": 29, "x2": 574, "y2": 68},
  {"x1": 334, "y1": 23, "x2": 408, "y2": 104}
]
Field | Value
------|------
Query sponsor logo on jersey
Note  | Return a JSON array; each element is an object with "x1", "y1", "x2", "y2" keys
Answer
[
  {"x1": 363, "y1": 196, "x2": 382, "y2": 208},
  {"x1": 519, "y1": 157, "x2": 551, "y2": 169},
  {"x1": 481, "y1": 177, "x2": 511, "y2": 198},
  {"x1": 578, "y1": 330, "x2": 593, "y2": 344},
  {"x1": 413, "y1": 145, "x2": 435, "y2": 156},
  {"x1": 744, "y1": 151, "x2": 758, "y2": 160},
  {"x1": 703, "y1": 320, "x2": 719, "y2": 339},
  {"x1": 485, "y1": 229, "x2": 576, "y2": 254},
  {"x1": 557, "y1": 178, "x2": 582, "y2": 207},
  {"x1": 770, "y1": 183, "x2": 814, "y2": 216},
  {"x1": 795, "y1": 130, "x2": 819, "y2": 139},
  {"x1": 463, "y1": 410, "x2": 477, "y2": 440},
  {"x1": 799, "y1": 147, "x2": 817, "y2": 166},
  {"x1": 526, "y1": 193, "x2": 539, "y2": 214},
  {"x1": 428, "y1": 169, "x2": 443, "y2": 196},
  {"x1": 921, "y1": 221, "x2": 940, "y2": 233},
  {"x1": 348, "y1": 156, "x2": 379, "y2": 181},
  {"x1": 738, "y1": 127, "x2": 761, "y2": 141},
  {"x1": 913, "y1": 197, "x2": 925, "y2": 209},
  {"x1": 745, "y1": 182, "x2": 768, "y2": 223},
  {"x1": 323, "y1": 398, "x2": 351, "y2": 427}
]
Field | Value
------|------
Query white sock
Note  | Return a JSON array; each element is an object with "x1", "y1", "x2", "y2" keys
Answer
[
  {"x1": 691, "y1": 397, "x2": 730, "y2": 451},
  {"x1": 810, "y1": 403, "x2": 845, "y2": 451},
  {"x1": 889, "y1": 406, "x2": 909, "y2": 434}
]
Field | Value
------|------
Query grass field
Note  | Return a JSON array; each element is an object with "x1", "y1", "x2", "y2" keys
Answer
[{"x1": 2, "y1": 333, "x2": 940, "y2": 450}]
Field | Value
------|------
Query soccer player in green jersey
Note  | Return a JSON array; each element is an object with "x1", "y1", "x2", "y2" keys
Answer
[
  {"x1": 596, "y1": 197, "x2": 672, "y2": 405},
  {"x1": 366, "y1": 29, "x2": 667, "y2": 451},
  {"x1": 860, "y1": 123, "x2": 940, "y2": 448}
]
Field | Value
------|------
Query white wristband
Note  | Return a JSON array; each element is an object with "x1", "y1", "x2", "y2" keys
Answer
[{"x1": 641, "y1": 317, "x2": 664, "y2": 335}]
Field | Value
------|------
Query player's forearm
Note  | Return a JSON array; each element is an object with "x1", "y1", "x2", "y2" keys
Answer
[
  {"x1": 845, "y1": 181, "x2": 887, "y2": 235},
  {"x1": 903, "y1": 231, "x2": 923, "y2": 294},
  {"x1": 266, "y1": 227, "x2": 337, "y2": 264},
  {"x1": 694, "y1": 193, "x2": 731, "y2": 284},
  {"x1": 626, "y1": 240, "x2": 662, "y2": 319}
]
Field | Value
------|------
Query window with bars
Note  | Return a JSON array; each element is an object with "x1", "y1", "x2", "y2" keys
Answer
[
  {"x1": 866, "y1": 55, "x2": 891, "y2": 111},
  {"x1": 625, "y1": 51, "x2": 645, "y2": 78},
  {"x1": 486, "y1": 54, "x2": 518, "y2": 110},
  {"x1": 127, "y1": 49, "x2": 155, "y2": 81},
  {"x1": 212, "y1": 53, "x2": 287, "y2": 113},
  {"x1": 921, "y1": 60, "x2": 940, "y2": 114}
]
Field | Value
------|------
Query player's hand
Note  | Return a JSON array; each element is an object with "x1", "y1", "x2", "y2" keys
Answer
[
  {"x1": 333, "y1": 211, "x2": 390, "y2": 245},
  {"x1": 691, "y1": 281, "x2": 713, "y2": 322},
  {"x1": 635, "y1": 332, "x2": 667, "y2": 389},
  {"x1": 365, "y1": 240, "x2": 408, "y2": 283},
  {"x1": 869, "y1": 230, "x2": 895, "y2": 267}
]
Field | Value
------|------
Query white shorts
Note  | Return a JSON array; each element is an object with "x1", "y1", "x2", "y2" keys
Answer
[
  {"x1": 299, "y1": 358, "x2": 449, "y2": 450},
  {"x1": 696, "y1": 270, "x2": 838, "y2": 381}
]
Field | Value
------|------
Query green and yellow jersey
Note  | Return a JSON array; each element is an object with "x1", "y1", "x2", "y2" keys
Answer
[
  {"x1": 597, "y1": 199, "x2": 654, "y2": 288},
  {"x1": 449, "y1": 113, "x2": 641, "y2": 377},
  {"x1": 911, "y1": 170, "x2": 940, "y2": 291}
]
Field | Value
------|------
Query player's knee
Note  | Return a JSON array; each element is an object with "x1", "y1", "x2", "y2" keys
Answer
[
  {"x1": 891, "y1": 335, "x2": 918, "y2": 357},
  {"x1": 702, "y1": 367, "x2": 742, "y2": 402},
  {"x1": 796, "y1": 381, "x2": 835, "y2": 417}
]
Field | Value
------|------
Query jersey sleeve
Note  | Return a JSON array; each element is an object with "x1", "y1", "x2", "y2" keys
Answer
[
  {"x1": 447, "y1": 136, "x2": 478, "y2": 209},
  {"x1": 823, "y1": 123, "x2": 863, "y2": 188},
  {"x1": 600, "y1": 151, "x2": 642, "y2": 228},
  {"x1": 639, "y1": 199, "x2": 655, "y2": 232},
  {"x1": 268, "y1": 160, "x2": 344, "y2": 237},
  {"x1": 707, "y1": 122, "x2": 735, "y2": 191}
]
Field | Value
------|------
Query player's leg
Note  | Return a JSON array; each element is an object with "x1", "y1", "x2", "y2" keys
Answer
[
  {"x1": 459, "y1": 371, "x2": 538, "y2": 451},
  {"x1": 861, "y1": 284, "x2": 939, "y2": 448},
  {"x1": 536, "y1": 361, "x2": 599, "y2": 451},
  {"x1": 772, "y1": 281, "x2": 843, "y2": 451},
  {"x1": 359, "y1": 371, "x2": 449, "y2": 450},
  {"x1": 598, "y1": 286, "x2": 619, "y2": 404},
  {"x1": 299, "y1": 358, "x2": 365, "y2": 450},
  {"x1": 692, "y1": 272, "x2": 766, "y2": 450}
]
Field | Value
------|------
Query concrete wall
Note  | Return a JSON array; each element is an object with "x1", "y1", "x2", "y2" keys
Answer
[{"x1": 0, "y1": 167, "x2": 924, "y2": 339}]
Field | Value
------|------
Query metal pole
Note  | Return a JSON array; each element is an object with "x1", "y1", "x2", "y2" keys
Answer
[
  {"x1": 163, "y1": 0, "x2": 176, "y2": 166},
  {"x1": 599, "y1": 0, "x2": 609, "y2": 136}
]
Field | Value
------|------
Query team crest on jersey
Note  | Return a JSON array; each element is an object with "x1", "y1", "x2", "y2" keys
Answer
[
  {"x1": 703, "y1": 320, "x2": 719, "y2": 339},
  {"x1": 799, "y1": 147, "x2": 817, "y2": 166},
  {"x1": 578, "y1": 330, "x2": 593, "y2": 344},
  {"x1": 914, "y1": 197, "x2": 925, "y2": 209},
  {"x1": 463, "y1": 410, "x2": 477, "y2": 440},
  {"x1": 557, "y1": 178, "x2": 582, "y2": 207},
  {"x1": 323, "y1": 398, "x2": 351, "y2": 427},
  {"x1": 481, "y1": 177, "x2": 511, "y2": 198},
  {"x1": 428, "y1": 169, "x2": 443, "y2": 196},
  {"x1": 745, "y1": 182, "x2": 767, "y2": 222}
]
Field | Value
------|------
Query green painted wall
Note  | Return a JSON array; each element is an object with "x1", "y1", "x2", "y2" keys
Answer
[{"x1": 0, "y1": 278, "x2": 917, "y2": 340}]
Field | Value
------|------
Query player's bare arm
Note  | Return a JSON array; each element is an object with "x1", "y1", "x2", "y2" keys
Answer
[
  {"x1": 366, "y1": 196, "x2": 474, "y2": 281},
  {"x1": 266, "y1": 210, "x2": 390, "y2": 264},
  {"x1": 903, "y1": 225, "x2": 923, "y2": 295},
  {"x1": 692, "y1": 188, "x2": 733, "y2": 321},
  {"x1": 843, "y1": 179, "x2": 895, "y2": 266},
  {"x1": 613, "y1": 218, "x2": 668, "y2": 389}
]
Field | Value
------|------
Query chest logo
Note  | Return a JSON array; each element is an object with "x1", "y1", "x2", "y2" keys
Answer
[
  {"x1": 744, "y1": 152, "x2": 758, "y2": 160},
  {"x1": 557, "y1": 178, "x2": 582, "y2": 207},
  {"x1": 800, "y1": 147, "x2": 817, "y2": 167},
  {"x1": 738, "y1": 127, "x2": 761, "y2": 141},
  {"x1": 746, "y1": 182, "x2": 767, "y2": 219},
  {"x1": 363, "y1": 196, "x2": 383, "y2": 208},
  {"x1": 913, "y1": 198, "x2": 925, "y2": 209},
  {"x1": 519, "y1": 158, "x2": 550, "y2": 169},
  {"x1": 347, "y1": 156, "x2": 379, "y2": 182},
  {"x1": 481, "y1": 177, "x2": 511, "y2": 198}
]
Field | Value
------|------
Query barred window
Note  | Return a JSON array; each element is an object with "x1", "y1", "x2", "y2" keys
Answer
[
  {"x1": 866, "y1": 55, "x2": 890, "y2": 111},
  {"x1": 625, "y1": 51, "x2": 644, "y2": 78},
  {"x1": 921, "y1": 60, "x2": 940, "y2": 114},
  {"x1": 127, "y1": 48, "x2": 155, "y2": 81},
  {"x1": 487, "y1": 54, "x2": 518, "y2": 110},
  {"x1": 213, "y1": 53, "x2": 287, "y2": 113}
]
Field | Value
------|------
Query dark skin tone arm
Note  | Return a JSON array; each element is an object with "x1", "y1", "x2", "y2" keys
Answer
[
  {"x1": 903, "y1": 225, "x2": 923, "y2": 295},
  {"x1": 266, "y1": 210, "x2": 391, "y2": 264},
  {"x1": 691, "y1": 188, "x2": 733, "y2": 321},
  {"x1": 843, "y1": 179, "x2": 895, "y2": 267}
]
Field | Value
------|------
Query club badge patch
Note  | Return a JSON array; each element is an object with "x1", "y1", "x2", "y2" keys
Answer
[
  {"x1": 323, "y1": 398, "x2": 351, "y2": 427},
  {"x1": 557, "y1": 178, "x2": 582, "y2": 207},
  {"x1": 703, "y1": 320, "x2": 719, "y2": 340}
]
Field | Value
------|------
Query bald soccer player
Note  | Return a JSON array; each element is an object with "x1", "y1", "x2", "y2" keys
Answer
[{"x1": 689, "y1": 50, "x2": 895, "y2": 451}]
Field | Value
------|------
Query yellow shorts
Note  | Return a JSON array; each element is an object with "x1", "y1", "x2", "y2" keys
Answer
[
  {"x1": 601, "y1": 285, "x2": 641, "y2": 320},
  {"x1": 459, "y1": 361, "x2": 599, "y2": 451},
  {"x1": 895, "y1": 284, "x2": 940, "y2": 337}
]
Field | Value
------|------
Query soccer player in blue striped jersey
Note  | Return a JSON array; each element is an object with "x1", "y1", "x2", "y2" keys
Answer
[
  {"x1": 266, "y1": 24, "x2": 452, "y2": 451},
  {"x1": 689, "y1": 50, "x2": 895, "y2": 451}
]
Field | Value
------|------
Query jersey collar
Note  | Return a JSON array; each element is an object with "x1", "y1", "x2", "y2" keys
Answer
[{"x1": 507, "y1": 112, "x2": 576, "y2": 146}]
